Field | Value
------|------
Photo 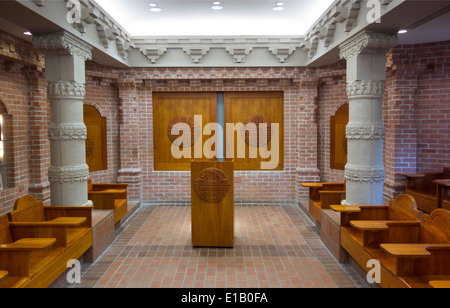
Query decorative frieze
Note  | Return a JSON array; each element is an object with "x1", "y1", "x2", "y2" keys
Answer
[
  {"x1": 346, "y1": 122, "x2": 385, "y2": 140},
  {"x1": 48, "y1": 165, "x2": 90, "y2": 184},
  {"x1": 47, "y1": 81, "x2": 86, "y2": 100},
  {"x1": 48, "y1": 123, "x2": 87, "y2": 141},
  {"x1": 345, "y1": 164, "x2": 385, "y2": 183},
  {"x1": 346, "y1": 80, "x2": 385, "y2": 98}
]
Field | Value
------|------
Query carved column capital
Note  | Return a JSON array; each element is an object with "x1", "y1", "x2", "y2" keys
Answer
[
  {"x1": 33, "y1": 31, "x2": 92, "y2": 61},
  {"x1": 339, "y1": 31, "x2": 397, "y2": 60}
]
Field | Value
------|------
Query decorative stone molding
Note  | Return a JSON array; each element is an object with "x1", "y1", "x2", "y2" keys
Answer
[
  {"x1": 33, "y1": 31, "x2": 92, "y2": 61},
  {"x1": 346, "y1": 122, "x2": 385, "y2": 140},
  {"x1": 48, "y1": 123, "x2": 87, "y2": 141},
  {"x1": 345, "y1": 164, "x2": 385, "y2": 183},
  {"x1": 47, "y1": 81, "x2": 86, "y2": 100},
  {"x1": 133, "y1": 36, "x2": 303, "y2": 66},
  {"x1": 339, "y1": 31, "x2": 398, "y2": 60},
  {"x1": 48, "y1": 165, "x2": 90, "y2": 184},
  {"x1": 183, "y1": 47, "x2": 210, "y2": 63},
  {"x1": 226, "y1": 47, "x2": 253, "y2": 63},
  {"x1": 346, "y1": 80, "x2": 385, "y2": 98}
]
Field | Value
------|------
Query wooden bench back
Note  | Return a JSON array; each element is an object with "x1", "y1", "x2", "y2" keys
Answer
[
  {"x1": 0, "y1": 215, "x2": 12, "y2": 245},
  {"x1": 419, "y1": 209, "x2": 450, "y2": 244},
  {"x1": 9, "y1": 195, "x2": 46, "y2": 222},
  {"x1": 443, "y1": 167, "x2": 450, "y2": 178},
  {"x1": 387, "y1": 194, "x2": 421, "y2": 221}
]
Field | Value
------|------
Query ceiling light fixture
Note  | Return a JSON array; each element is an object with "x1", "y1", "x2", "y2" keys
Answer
[
  {"x1": 398, "y1": 29, "x2": 408, "y2": 34},
  {"x1": 211, "y1": 1, "x2": 223, "y2": 10},
  {"x1": 273, "y1": 2, "x2": 284, "y2": 11},
  {"x1": 149, "y1": 3, "x2": 162, "y2": 12},
  {"x1": 23, "y1": 31, "x2": 32, "y2": 36}
]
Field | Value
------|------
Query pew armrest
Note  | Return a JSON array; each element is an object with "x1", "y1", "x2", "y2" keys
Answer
[
  {"x1": 0, "y1": 238, "x2": 56, "y2": 251},
  {"x1": 9, "y1": 217, "x2": 86, "y2": 227},
  {"x1": 381, "y1": 243, "x2": 450, "y2": 258}
]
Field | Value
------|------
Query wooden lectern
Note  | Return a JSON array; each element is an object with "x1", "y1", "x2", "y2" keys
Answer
[{"x1": 191, "y1": 161, "x2": 234, "y2": 247}]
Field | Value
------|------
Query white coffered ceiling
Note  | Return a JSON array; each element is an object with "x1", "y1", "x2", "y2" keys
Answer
[{"x1": 93, "y1": 0, "x2": 336, "y2": 36}]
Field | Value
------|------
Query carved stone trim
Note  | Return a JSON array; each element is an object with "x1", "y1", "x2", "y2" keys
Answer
[
  {"x1": 48, "y1": 123, "x2": 87, "y2": 141},
  {"x1": 339, "y1": 31, "x2": 397, "y2": 60},
  {"x1": 345, "y1": 164, "x2": 385, "y2": 183},
  {"x1": 346, "y1": 122, "x2": 385, "y2": 140},
  {"x1": 48, "y1": 165, "x2": 89, "y2": 184},
  {"x1": 47, "y1": 81, "x2": 86, "y2": 100},
  {"x1": 33, "y1": 31, "x2": 92, "y2": 61},
  {"x1": 346, "y1": 80, "x2": 385, "y2": 98}
]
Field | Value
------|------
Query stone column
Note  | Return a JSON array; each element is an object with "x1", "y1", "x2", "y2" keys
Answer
[
  {"x1": 33, "y1": 32, "x2": 92, "y2": 206},
  {"x1": 339, "y1": 31, "x2": 397, "y2": 205}
]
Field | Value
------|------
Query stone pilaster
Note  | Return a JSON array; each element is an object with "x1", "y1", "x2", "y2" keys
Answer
[
  {"x1": 339, "y1": 31, "x2": 397, "y2": 205},
  {"x1": 33, "y1": 32, "x2": 92, "y2": 206},
  {"x1": 116, "y1": 80, "x2": 142, "y2": 200}
]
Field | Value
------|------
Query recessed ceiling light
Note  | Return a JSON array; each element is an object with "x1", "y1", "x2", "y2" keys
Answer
[
  {"x1": 398, "y1": 29, "x2": 408, "y2": 34},
  {"x1": 273, "y1": 2, "x2": 284, "y2": 11},
  {"x1": 211, "y1": 1, "x2": 223, "y2": 10},
  {"x1": 23, "y1": 31, "x2": 32, "y2": 36},
  {"x1": 149, "y1": 3, "x2": 162, "y2": 12}
]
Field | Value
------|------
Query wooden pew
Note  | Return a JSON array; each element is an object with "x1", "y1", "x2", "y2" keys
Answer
[
  {"x1": 87, "y1": 179, "x2": 128, "y2": 224},
  {"x1": 380, "y1": 209, "x2": 450, "y2": 288},
  {"x1": 0, "y1": 214, "x2": 57, "y2": 288},
  {"x1": 429, "y1": 281, "x2": 450, "y2": 288},
  {"x1": 331, "y1": 194, "x2": 422, "y2": 288},
  {"x1": 8, "y1": 195, "x2": 92, "y2": 249},
  {"x1": 5, "y1": 195, "x2": 93, "y2": 288},
  {"x1": 399, "y1": 167, "x2": 450, "y2": 213},
  {"x1": 301, "y1": 182, "x2": 345, "y2": 223},
  {"x1": 434, "y1": 179, "x2": 450, "y2": 211}
]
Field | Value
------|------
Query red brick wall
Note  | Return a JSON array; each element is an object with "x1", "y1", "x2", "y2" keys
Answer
[
  {"x1": 0, "y1": 29, "x2": 449, "y2": 212},
  {"x1": 383, "y1": 40, "x2": 450, "y2": 203},
  {"x1": 0, "y1": 30, "x2": 48, "y2": 215}
]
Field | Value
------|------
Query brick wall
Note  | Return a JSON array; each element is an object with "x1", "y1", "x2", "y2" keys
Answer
[
  {"x1": 383, "y1": 40, "x2": 450, "y2": 203},
  {"x1": 0, "y1": 30, "x2": 48, "y2": 215},
  {"x1": 0, "y1": 29, "x2": 448, "y2": 212}
]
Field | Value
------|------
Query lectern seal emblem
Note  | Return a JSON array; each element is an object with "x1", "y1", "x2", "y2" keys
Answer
[{"x1": 194, "y1": 168, "x2": 230, "y2": 203}]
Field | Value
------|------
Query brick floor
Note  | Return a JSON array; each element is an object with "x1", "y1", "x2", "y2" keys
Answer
[{"x1": 63, "y1": 203, "x2": 369, "y2": 288}]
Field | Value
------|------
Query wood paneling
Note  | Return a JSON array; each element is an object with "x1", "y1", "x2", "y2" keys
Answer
[
  {"x1": 83, "y1": 105, "x2": 107, "y2": 172},
  {"x1": 224, "y1": 92, "x2": 284, "y2": 170},
  {"x1": 330, "y1": 104, "x2": 348, "y2": 170},
  {"x1": 153, "y1": 92, "x2": 217, "y2": 171}
]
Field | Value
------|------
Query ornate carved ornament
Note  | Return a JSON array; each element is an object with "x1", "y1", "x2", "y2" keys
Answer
[
  {"x1": 346, "y1": 80, "x2": 385, "y2": 98},
  {"x1": 345, "y1": 164, "x2": 385, "y2": 183},
  {"x1": 47, "y1": 81, "x2": 86, "y2": 100},
  {"x1": 194, "y1": 168, "x2": 230, "y2": 203},
  {"x1": 48, "y1": 123, "x2": 87, "y2": 141},
  {"x1": 33, "y1": 31, "x2": 92, "y2": 61},
  {"x1": 346, "y1": 122, "x2": 385, "y2": 140},
  {"x1": 48, "y1": 164, "x2": 89, "y2": 184},
  {"x1": 339, "y1": 31, "x2": 397, "y2": 60}
]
